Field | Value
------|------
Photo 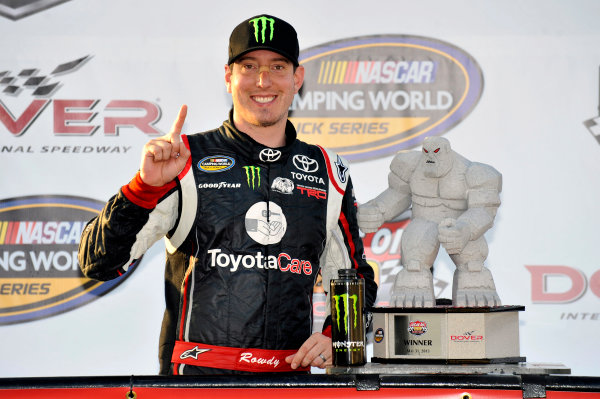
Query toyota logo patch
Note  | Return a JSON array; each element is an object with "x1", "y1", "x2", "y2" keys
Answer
[
  {"x1": 292, "y1": 155, "x2": 318, "y2": 173},
  {"x1": 259, "y1": 148, "x2": 282, "y2": 162}
]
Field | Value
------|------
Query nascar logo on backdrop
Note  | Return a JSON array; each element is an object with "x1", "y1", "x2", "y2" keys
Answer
[
  {"x1": 290, "y1": 35, "x2": 484, "y2": 162},
  {"x1": 0, "y1": 195, "x2": 137, "y2": 325}
]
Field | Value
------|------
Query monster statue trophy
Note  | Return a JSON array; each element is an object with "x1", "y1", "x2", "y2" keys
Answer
[{"x1": 359, "y1": 137, "x2": 524, "y2": 364}]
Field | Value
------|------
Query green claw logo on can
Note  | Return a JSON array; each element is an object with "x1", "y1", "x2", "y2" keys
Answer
[{"x1": 333, "y1": 293, "x2": 358, "y2": 334}]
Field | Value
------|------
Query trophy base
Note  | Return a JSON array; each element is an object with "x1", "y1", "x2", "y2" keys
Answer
[
  {"x1": 327, "y1": 362, "x2": 571, "y2": 376},
  {"x1": 371, "y1": 304, "x2": 525, "y2": 363},
  {"x1": 371, "y1": 356, "x2": 526, "y2": 365}
]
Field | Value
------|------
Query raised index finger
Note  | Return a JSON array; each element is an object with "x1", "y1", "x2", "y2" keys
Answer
[{"x1": 168, "y1": 104, "x2": 188, "y2": 144}]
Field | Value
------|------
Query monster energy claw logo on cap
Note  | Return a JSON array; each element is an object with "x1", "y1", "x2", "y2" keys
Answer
[
  {"x1": 249, "y1": 16, "x2": 275, "y2": 44},
  {"x1": 228, "y1": 14, "x2": 299, "y2": 66}
]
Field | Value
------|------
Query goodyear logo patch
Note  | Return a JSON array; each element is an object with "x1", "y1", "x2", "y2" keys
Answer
[
  {"x1": 0, "y1": 195, "x2": 138, "y2": 325},
  {"x1": 290, "y1": 35, "x2": 484, "y2": 161},
  {"x1": 198, "y1": 155, "x2": 235, "y2": 173}
]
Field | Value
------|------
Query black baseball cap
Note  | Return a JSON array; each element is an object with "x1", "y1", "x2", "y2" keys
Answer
[{"x1": 228, "y1": 14, "x2": 299, "y2": 66}]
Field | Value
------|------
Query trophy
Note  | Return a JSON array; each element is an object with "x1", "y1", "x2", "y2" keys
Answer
[{"x1": 358, "y1": 137, "x2": 524, "y2": 363}]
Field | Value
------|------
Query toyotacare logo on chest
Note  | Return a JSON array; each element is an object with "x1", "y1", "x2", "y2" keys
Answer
[{"x1": 207, "y1": 249, "x2": 312, "y2": 275}]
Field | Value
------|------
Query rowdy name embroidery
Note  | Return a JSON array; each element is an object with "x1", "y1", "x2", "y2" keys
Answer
[{"x1": 238, "y1": 352, "x2": 281, "y2": 368}]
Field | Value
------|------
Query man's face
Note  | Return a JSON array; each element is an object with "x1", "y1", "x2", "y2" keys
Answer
[{"x1": 225, "y1": 50, "x2": 304, "y2": 132}]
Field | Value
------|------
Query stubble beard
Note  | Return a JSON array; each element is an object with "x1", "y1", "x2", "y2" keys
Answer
[
  {"x1": 257, "y1": 119, "x2": 277, "y2": 128},
  {"x1": 252, "y1": 107, "x2": 288, "y2": 128}
]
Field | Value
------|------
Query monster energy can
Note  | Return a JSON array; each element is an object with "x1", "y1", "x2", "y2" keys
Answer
[{"x1": 330, "y1": 268, "x2": 366, "y2": 366}]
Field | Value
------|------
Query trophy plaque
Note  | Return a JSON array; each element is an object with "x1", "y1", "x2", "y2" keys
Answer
[{"x1": 371, "y1": 305, "x2": 525, "y2": 364}]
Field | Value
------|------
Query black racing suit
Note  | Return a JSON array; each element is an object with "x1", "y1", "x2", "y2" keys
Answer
[{"x1": 78, "y1": 115, "x2": 377, "y2": 375}]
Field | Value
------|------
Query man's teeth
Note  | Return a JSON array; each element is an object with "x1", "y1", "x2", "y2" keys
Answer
[{"x1": 254, "y1": 96, "x2": 275, "y2": 103}]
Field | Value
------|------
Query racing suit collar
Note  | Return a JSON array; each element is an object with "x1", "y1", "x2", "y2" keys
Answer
[{"x1": 221, "y1": 109, "x2": 297, "y2": 164}]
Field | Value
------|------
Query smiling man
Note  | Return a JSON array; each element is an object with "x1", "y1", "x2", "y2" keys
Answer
[
  {"x1": 226, "y1": 48, "x2": 303, "y2": 147},
  {"x1": 78, "y1": 14, "x2": 376, "y2": 375}
]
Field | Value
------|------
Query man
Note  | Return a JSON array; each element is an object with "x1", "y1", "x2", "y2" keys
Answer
[{"x1": 78, "y1": 14, "x2": 377, "y2": 375}]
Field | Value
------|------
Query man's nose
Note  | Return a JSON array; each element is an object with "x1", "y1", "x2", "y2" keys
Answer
[{"x1": 257, "y1": 66, "x2": 272, "y2": 87}]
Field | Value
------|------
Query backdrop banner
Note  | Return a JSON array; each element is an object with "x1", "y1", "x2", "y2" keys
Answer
[{"x1": 1, "y1": 0, "x2": 599, "y2": 377}]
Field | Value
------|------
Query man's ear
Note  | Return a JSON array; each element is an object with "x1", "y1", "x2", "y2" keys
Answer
[
  {"x1": 224, "y1": 64, "x2": 233, "y2": 93},
  {"x1": 294, "y1": 65, "x2": 305, "y2": 93}
]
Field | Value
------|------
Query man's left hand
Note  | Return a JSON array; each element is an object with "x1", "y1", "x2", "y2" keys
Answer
[{"x1": 285, "y1": 332, "x2": 332, "y2": 369}]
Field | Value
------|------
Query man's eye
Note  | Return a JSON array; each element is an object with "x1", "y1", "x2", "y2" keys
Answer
[{"x1": 271, "y1": 64, "x2": 289, "y2": 73}]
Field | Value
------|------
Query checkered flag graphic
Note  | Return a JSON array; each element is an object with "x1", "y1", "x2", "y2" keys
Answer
[
  {"x1": 584, "y1": 116, "x2": 600, "y2": 144},
  {"x1": 0, "y1": 0, "x2": 73, "y2": 21},
  {"x1": 584, "y1": 66, "x2": 600, "y2": 145},
  {"x1": 0, "y1": 55, "x2": 90, "y2": 97}
]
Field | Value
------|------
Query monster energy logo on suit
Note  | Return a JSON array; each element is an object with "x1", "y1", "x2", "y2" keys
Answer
[
  {"x1": 330, "y1": 268, "x2": 366, "y2": 366},
  {"x1": 243, "y1": 166, "x2": 261, "y2": 189},
  {"x1": 249, "y1": 16, "x2": 275, "y2": 43}
]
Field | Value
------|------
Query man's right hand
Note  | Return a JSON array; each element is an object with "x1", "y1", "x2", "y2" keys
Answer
[{"x1": 140, "y1": 105, "x2": 191, "y2": 186}]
